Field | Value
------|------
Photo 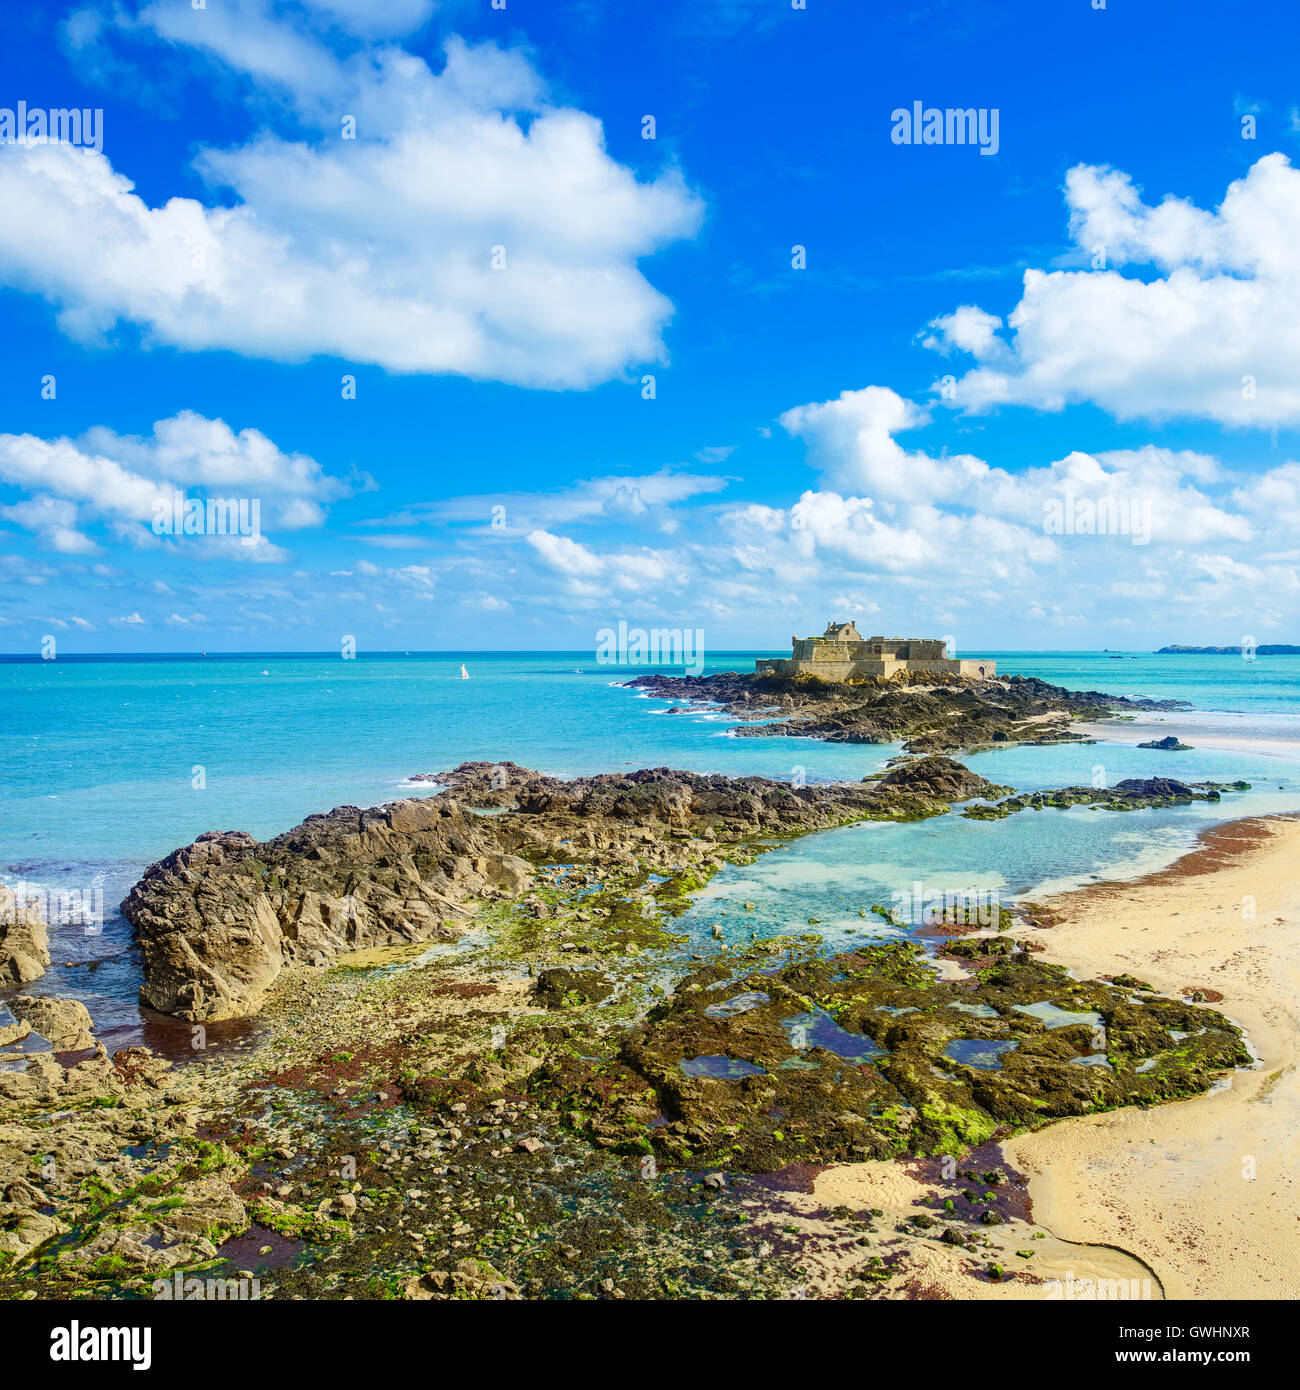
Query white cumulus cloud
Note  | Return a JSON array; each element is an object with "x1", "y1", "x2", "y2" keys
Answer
[
  {"x1": 5, "y1": 6, "x2": 703, "y2": 389},
  {"x1": 930, "y1": 153, "x2": 1300, "y2": 426},
  {"x1": 0, "y1": 411, "x2": 356, "y2": 556}
]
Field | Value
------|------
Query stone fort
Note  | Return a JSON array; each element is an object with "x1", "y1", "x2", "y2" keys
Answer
[{"x1": 756, "y1": 621, "x2": 995, "y2": 681}]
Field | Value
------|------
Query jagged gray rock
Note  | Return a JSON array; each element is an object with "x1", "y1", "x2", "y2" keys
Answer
[
  {"x1": 123, "y1": 798, "x2": 527, "y2": 1022},
  {"x1": 123, "y1": 760, "x2": 1007, "y2": 1023}
]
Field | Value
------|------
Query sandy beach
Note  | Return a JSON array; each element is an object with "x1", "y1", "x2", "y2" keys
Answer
[
  {"x1": 799, "y1": 813, "x2": 1300, "y2": 1300},
  {"x1": 1003, "y1": 813, "x2": 1300, "y2": 1299},
  {"x1": 796, "y1": 1153, "x2": 1161, "y2": 1300}
]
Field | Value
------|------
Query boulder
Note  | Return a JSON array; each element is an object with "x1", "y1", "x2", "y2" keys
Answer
[
  {"x1": 7, "y1": 995, "x2": 95, "y2": 1051},
  {"x1": 0, "y1": 887, "x2": 50, "y2": 984},
  {"x1": 0, "y1": 1052, "x2": 66, "y2": 1107},
  {"x1": 160, "y1": 1177, "x2": 246, "y2": 1241},
  {"x1": 877, "y1": 755, "x2": 999, "y2": 802},
  {"x1": 123, "y1": 802, "x2": 500, "y2": 1022},
  {"x1": 483, "y1": 854, "x2": 534, "y2": 896}
]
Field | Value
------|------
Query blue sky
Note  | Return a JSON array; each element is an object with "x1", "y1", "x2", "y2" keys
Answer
[{"x1": 1, "y1": 0, "x2": 1298, "y2": 653}]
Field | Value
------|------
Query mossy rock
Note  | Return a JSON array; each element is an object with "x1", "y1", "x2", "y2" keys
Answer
[{"x1": 527, "y1": 939, "x2": 1251, "y2": 1172}]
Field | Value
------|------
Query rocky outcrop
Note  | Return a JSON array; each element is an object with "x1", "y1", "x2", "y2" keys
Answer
[
  {"x1": 122, "y1": 798, "x2": 521, "y2": 1022},
  {"x1": 625, "y1": 670, "x2": 1187, "y2": 755},
  {"x1": 431, "y1": 760, "x2": 1007, "y2": 840},
  {"x1": 963, "y1": 777, "x2": 1249, "y2": 820},
  {"x1": 7, "y1": 996, "x2": 96, "y2": 1052},
  {"x1": 874, "y1": 755, "x2": 1006, "y2": 802},
  {"x1": 0, "y1": 886, "x2": 50, "y2": 984},
  {"x1": 59, "y1": 1174, "x2": 247, "y2": 1279},
  {"x1": 124, "y1": 760, "x2": 1008, "y2": 1023},
  {"x1": 1138, "y1": 735, "x2": 1193, "y2": 750}
]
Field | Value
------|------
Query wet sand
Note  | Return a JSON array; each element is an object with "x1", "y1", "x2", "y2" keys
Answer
[
  {"x1": 1003, "y1": 814, "x2": 1300, "y2": 1299},
  {"x1": 1074, "y1": 715, "x2": 1300, "y2": 762},
  {"x1": 801, "y1": 1154, "x2": 1161, "y2": 1300},
  {"x1": 800, "y1": 814, "x2": 1300, "y2": 1300}
]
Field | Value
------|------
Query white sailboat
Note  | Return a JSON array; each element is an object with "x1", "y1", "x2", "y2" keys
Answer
[{"x1": 459, "y1": 663, "x2": 470, "y2": 680}]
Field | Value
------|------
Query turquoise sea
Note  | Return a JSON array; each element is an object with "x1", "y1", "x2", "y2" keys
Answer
[{"x1": 2, "y1": 650, "x2": 1298, "y2": 1054}]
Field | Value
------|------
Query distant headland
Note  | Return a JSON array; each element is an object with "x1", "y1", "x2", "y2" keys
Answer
[{"x1": 1156, "y1": 644, "x2": 1300, "y2": 655}]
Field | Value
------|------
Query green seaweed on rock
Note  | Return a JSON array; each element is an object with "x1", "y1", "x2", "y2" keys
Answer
[{"x1": 524, "y1": 939, "x2": 1250, "y2": 1169}]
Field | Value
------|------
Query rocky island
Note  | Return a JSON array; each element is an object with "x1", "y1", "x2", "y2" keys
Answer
[{"x1": 627, "y1": 668, "x2": 1186, "y2": 755}]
